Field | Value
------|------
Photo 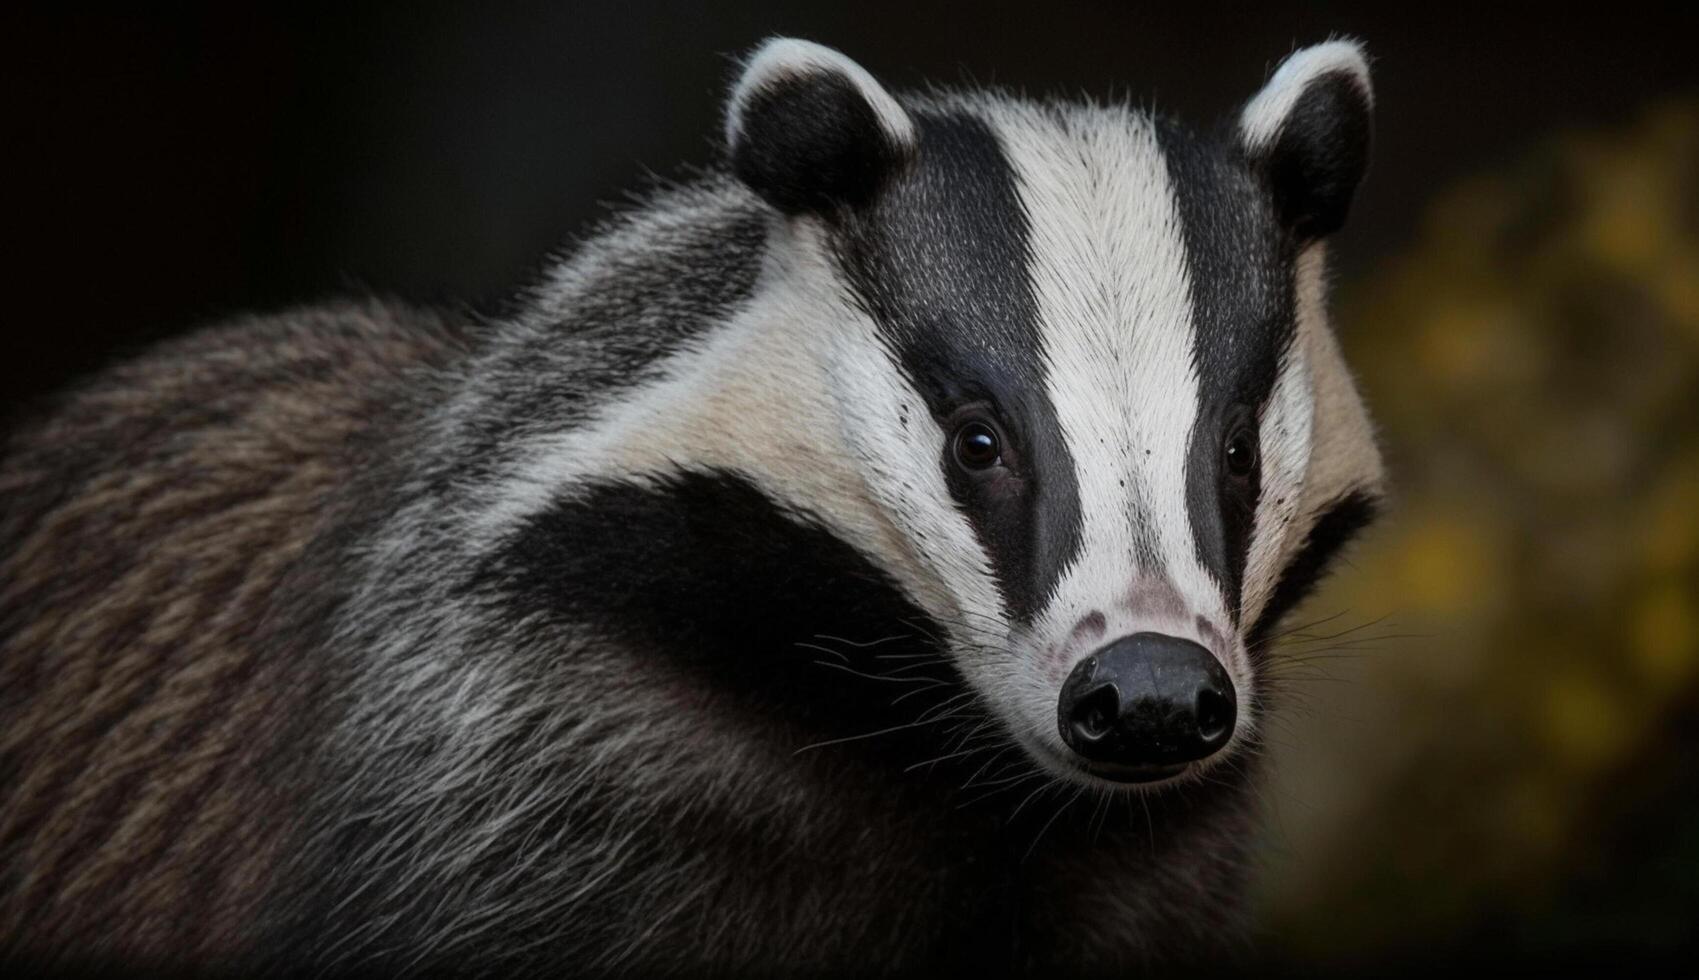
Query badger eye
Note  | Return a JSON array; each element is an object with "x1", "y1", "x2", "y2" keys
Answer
[
  {"x1": 952, "y1": 420, "x2": 1002, "y2": 471},
  {"x1": 1224, "y1": 427, "x2": 1258, "y2": 478}
]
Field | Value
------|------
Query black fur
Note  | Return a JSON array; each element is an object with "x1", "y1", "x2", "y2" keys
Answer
[
  {"x1": 487, "y1": 469, "x2": 959, "y2": 758},
  {"x1": 731, "y1": 68, "x2": 908, "y2": 215},
  {"x1": 1158, "y1": 118, "x2": 1297, "y2": 618},
  {"x1": 835, "y1": 110, "x2": 1084, "y2": 624},
  {"x1": 1250, "y1": 489, "x2": 1380, "y2": 646},
  {"x1": 1255, "y1": 71, "x2": 1373, "y2": 241},
  {"x1": 268, "y1": 469, "x2": 1258, "y2": 973}
]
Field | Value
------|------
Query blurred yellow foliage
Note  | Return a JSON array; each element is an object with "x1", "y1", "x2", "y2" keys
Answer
[
  {"x1": 1632, "y1": 582, "x2": 1696, "y2": 689},
  {"x1": 1637, "y1": 456, "x2": 1699, "y2": 573},
  {"x1": 1258, "y1": 101, "x2": 1699, "y2": 961},
  {"x1": 1540, "y1": 667, "x2": 1634, "y2": 772},
  {"x1": 1390, "y1": 509, "x2": 1501, "y2": 618}
]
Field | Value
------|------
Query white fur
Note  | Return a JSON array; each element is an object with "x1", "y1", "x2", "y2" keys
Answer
[
  {"x1": 725, "y1": 38, "x2": 916, "y2": 155},
  {"x1": 1239, "y1": 40, "x2": 1372, "y2": 155},
  {"x1": 967, "y1": 95, "x2": 1254, "y2": 775},
  {"x1": 1240, "y1": 333, "x2": 1316, "y2": 631},
  {"x1": 1266, "y1": 244, "x2": 1386, "y2": 592}
]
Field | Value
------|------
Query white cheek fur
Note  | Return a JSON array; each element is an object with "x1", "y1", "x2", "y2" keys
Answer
[
  {"x1": 1274, "y1": 243, "x2": 1387, "y2": 587},
  {"x1": 1241, "y1": 337, "x2": 1317, "y2": 633}
]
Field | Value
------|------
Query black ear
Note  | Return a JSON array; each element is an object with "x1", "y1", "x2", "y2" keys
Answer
[
  {"x1": 725, "y1": 38, "x2": 915, "y2": 216},
  {"x1": 1239, "y1": 41, "x2": 1374, "y2": 242}
]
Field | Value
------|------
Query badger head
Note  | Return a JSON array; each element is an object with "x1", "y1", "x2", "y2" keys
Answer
[{"x1": 721, "y1": 39, "x2": 1385, "y2": 790}]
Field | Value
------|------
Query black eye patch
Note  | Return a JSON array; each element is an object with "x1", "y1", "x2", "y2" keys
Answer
[
  {"x1": 831, "y1": 109, "x2": 1083, "y2": 624},
  {"x1": 1158, "y1": 117, "x2": 1297, "y2": 618}
]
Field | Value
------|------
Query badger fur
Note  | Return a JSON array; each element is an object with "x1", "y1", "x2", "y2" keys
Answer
[{"x1": 0, "y1": 38, "x2": 1386, "y2": 974}]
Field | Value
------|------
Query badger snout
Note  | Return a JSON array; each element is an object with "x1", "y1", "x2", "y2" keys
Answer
[{"x1": 1056, "y1": 633, "x2": 1236, "y2": 779}]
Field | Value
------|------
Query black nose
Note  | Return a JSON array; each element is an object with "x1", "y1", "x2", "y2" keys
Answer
[{"x1": 1057, "y1": 633, "x2": 1236, "y2": 771}]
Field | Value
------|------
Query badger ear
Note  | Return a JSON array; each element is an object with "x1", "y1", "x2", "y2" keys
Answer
[
  {"x1": 725, "y1": 38, "x2": 915, "y2": 216},
  {"x1": 1239, "y1": 40, "x2": 1374, "y2": 242}
]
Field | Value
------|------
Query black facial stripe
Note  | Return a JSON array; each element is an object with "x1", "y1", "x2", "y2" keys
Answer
[
  {"x1": 1249, "y1": 490, "x2": 1380, "y2": 647},
  {"x1": 1158, "y1": 117, "x2": 1298, "y2": 617},
  {"x1": 832, "y1": 109, "x2": 1082, "y2": 625}
]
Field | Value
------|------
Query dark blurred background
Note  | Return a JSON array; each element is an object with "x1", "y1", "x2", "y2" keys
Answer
[{"x1": 6, "y1": 2, "x2": 1696, "y2": 969}]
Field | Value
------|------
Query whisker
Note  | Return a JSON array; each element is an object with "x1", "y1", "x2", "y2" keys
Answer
[
  {"x1": 810, "y1": 660, "x2": 938, "y2": 685},
  {"x1": 793, "y1": 717, "x2": 950, "y2": 755},
  {"x1": 811, "y1": 632, "x2": 912, "y2": 649},
  {"x1": 794, "y1": 641, "x2": 850, "y2": 663},
  {"x1": 897, "y1": 617, "x2": 949, "y2": 645},
  {"x1": 889, "y1": 680, "x2": 953, "y2": 706},
  {"x1": 1256, "y1": 609, "x2": 1352, "y2": 644},
  {"x1": 960, "y1": 744, "x2": 1019, "y2": 792},
  {"x1": 1089, "y1": 787, "x2": 1112, "y2": 844},
  {"x1": 1267, "y1": 613, "x2": 1396, "y2": 646},
  {"x1": 1025, "y1": 787, "x2": 1085, "y2": 861},
  {"x1": 960, "y1": 770, "x2": 1044, "y2": 809},
  {"x1": 916, "y1": 690, "x2": 979, "y2": 725},
  {"x1": 882, "y1": 659, "x2": 954, "y2": 676},
  {"x1": 1007, "y1": 781, "x2": 1053, "y2": 822}
]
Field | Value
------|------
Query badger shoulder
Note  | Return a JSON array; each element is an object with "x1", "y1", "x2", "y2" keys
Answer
[
  {"x1": 0, "y1": 176, "x2": 782, "y2": 965},
  {"x1": 0, "y1": 297, "x2": 468, "y2": 961}
]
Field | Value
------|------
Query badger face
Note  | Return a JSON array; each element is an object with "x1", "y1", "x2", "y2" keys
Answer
[{"x1": 727, "y1": 40, "x2": 1385, "y2": 790}]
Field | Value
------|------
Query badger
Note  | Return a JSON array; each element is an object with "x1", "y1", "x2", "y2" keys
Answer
[{"x1": 0, "y1": 37, "x2": 1385, "y2": 975}]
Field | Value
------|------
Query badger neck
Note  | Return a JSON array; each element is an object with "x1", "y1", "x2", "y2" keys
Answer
[{"x1": 401, "y1": 183, "x2": 992, "y2": 773}]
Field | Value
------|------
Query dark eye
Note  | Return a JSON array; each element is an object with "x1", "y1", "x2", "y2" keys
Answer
[
  {"x1": 952, "y1": 420, "x2": 1002, "y2": 471},
  {"x1": 1224, "y1": 426, "x2": 1258, "y2": 478}
]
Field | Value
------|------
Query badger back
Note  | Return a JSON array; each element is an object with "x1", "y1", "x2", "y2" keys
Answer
[{"x1": 0, "y1": 302, "x2": 465, "y2": 964}]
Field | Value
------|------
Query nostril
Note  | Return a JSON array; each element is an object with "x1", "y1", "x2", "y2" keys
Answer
[
  {"x1": 1058, "y1": 633, "x2": 1237, "y2": 772},
  {"x1": 1195, "y1": 688, "x2": 1233, "y2": 745},
  {"x1": 1071, "y1": 685, "x2": 1119, "y2": 742}
]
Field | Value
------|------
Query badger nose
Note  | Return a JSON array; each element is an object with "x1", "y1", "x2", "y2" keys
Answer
[{"x1": 1057, "y1": 633, "x2": 1236, "y2": 773}]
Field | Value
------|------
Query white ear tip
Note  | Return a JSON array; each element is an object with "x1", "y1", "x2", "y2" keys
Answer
[
  {"x1": 724, "y1": 37, "x2": 914, "y2": 152},
  {"x1": 735, "y1": 38, "x2": 842, "y2": 95},
  {"x1": 1286, "y1": 40, "x2": 1373, "y2": 100},
  {"x1": 1240, "y1": 40, "x2": 1374, "y2": 153},
  {"x1": 745, "y1": 36, "x2": 841, "y2": 68}
]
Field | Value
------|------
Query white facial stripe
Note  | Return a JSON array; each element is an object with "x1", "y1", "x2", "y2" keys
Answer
[
  {"x1": 1241, "y1": 334, "x2": 1316, "y2": 631},
  {"x1": 470, "y1": 219, "x2": 993, "y2": 642},
  {"x1": 986, "y1": 101, "x2": 1223, "y2": 653},
  {"x1": 817, "y1": 304, "x2": 1008, "y2": 642}
]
